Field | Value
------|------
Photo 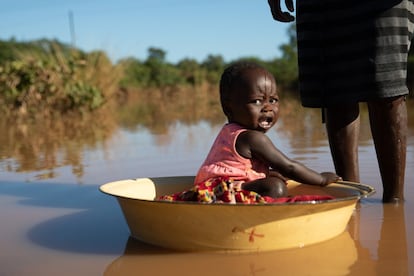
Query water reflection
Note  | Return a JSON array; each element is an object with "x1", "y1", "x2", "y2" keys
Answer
[
  {"x1": 0, "y1": 112, "x2": 118, "y2": 180},
  {"x1": 115, "y1": 86, "x2": 224, "y2": 133},
  {"x1": 0, "y1": 87, "x2": 225, "y2": 180},
  {"x1": 347, "y1": 201, "x2": 409, "y2": 275},
  {"x1": 105, "y1": 232, "x2": 358, "y2": 276},
  {"x1": 377, "y1": 204, "x2": 408, "y2": 275},
  {"x1": 3, "y1": 92, "x2": 413, "y2": 181}
]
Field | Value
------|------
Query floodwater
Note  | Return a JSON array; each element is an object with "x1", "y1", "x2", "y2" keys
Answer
[{"x1": 0, "y1": 96, "x2": 413, "y2": 276}]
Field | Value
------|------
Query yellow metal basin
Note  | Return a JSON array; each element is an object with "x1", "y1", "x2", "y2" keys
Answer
[{"x1": 100, "y1": 176, "x2": 374, "y2": 252}]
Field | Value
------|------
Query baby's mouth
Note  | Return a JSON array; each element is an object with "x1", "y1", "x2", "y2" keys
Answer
[{"x1": 259, "y1": 117, "x2": 273, "y2": 129}]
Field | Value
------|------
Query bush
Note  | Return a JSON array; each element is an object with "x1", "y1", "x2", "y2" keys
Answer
[{"x1": 0, "y1": 41, "x2": 121, "y2": 116}]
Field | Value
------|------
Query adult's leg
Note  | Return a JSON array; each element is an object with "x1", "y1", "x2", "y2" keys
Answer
[
  {"x1": 325, "y1": 103, "x2": 361, "y2": 182},
  {"x1": 367, "y1": 96, "x2": 407, "y2": 203}
]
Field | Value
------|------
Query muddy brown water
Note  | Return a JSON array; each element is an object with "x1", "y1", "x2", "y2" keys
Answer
[{"x1": 0, "y1": 100, "x2": 413, "y2": 276}]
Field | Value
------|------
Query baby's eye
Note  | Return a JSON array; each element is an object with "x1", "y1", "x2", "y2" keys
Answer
[
  {"x1": 269, "y1": 98, "x2": 279, "y2": 104},
  {"x1": 252, "y1": 99, "x2": 262, "y2": 105}
]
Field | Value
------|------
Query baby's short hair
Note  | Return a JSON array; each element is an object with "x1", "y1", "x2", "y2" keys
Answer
[{"x1": 219, "y1": 61, "x2": 268, "y2": 109}]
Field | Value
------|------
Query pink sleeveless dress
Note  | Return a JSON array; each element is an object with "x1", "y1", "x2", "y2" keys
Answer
[{"x1": 194, "y1": 123, "x2": 268, "y2": 185}]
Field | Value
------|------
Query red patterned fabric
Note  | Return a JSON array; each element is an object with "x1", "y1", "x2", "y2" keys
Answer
[{"x1": 158, "y1": 177, "x2": 334, "y2": 204}]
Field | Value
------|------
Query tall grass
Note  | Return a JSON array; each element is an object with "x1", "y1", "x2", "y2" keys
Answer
[{"x1": 0, "y1": 41, "x2": 122, "y2": 118}]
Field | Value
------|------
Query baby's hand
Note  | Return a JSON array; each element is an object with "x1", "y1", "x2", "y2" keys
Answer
[{"x1": 320, "y1": 172, "x2": 342, "y2": 186}]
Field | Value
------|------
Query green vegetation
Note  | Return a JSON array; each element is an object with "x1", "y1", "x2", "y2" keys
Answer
[
  {"x1": 0, "y1": 25, "x2": 299, "y2": 118},
  {"x1": 2, "y1": 23, "x2": 412, "y2": 119},
  {"x1": 0, "y1": 39, "x2": 122, "y2": 117}
]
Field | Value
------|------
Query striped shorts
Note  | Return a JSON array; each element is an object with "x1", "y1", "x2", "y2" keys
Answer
[{"x1": 296, "y1": 0, "x2": 414, "y2": 107}]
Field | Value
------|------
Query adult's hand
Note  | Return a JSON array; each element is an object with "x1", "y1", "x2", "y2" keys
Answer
[{"x1": 268, "y1": 0, "x2": 295, "y2": 22}]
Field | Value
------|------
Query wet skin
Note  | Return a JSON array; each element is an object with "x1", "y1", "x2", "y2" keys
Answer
[
  {"x1": 325, "y1": 96, "x2": 407, "y2": 203},
  {"x1": 223, "y1": 68, "x2": 340, "y2": 197}
]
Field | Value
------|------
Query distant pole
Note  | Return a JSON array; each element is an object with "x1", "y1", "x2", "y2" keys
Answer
[{"x1": 68, "y1": 10, "x2": 76, "y2": 48}]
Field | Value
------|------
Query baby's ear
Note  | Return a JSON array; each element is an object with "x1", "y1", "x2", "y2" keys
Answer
[{"x1": 221, "y1": 100, "x2": 232, "y2": 118}]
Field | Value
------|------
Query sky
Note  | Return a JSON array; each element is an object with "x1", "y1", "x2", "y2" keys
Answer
[{"x1": 0, "y1": 0, "x2": 292, "y2": 63}]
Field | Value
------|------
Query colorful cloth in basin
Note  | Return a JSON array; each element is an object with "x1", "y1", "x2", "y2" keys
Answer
[{"x1": 158, "y1": 177, "x2": 334, "y2": 204}]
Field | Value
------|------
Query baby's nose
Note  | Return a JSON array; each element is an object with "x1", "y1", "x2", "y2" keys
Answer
[{"x1": 262, "y1": 102, "x2": 272, "y2": 111}]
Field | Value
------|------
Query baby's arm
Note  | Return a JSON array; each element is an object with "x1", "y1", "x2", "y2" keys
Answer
[{"x1": 237, "y1": 131, "x2": 341, "y2": 186}]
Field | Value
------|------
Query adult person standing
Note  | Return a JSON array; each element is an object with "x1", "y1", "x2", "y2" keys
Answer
[{"x1": 268, "y1": 0, "x2": 413, "y2": 203}]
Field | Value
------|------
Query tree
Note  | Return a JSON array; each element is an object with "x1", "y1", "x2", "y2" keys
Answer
[
  {"x1": 201, "y1": 54, "x2": 226, "y2": 84},
  {"x1": 267, "y1": 23, "x2": 298, "y2": 89},
  {"x1": 118, "y1": 57, "x2": 151, "y2": 87},
  {"x1": 177, "y1": 58, "x2": 202, "y2": 85},
  {"x1": 144, "y1": 47, "x2": 182, "y2": 87}
]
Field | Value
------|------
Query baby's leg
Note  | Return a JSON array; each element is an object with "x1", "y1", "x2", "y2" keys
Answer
[{"x1": 242, "y1": 177, "x2": 288, "y2": 198}]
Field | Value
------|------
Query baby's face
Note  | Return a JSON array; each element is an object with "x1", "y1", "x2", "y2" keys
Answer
[{"x1": 228, "y1": 68, "x2": 279, "y2": 132}]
